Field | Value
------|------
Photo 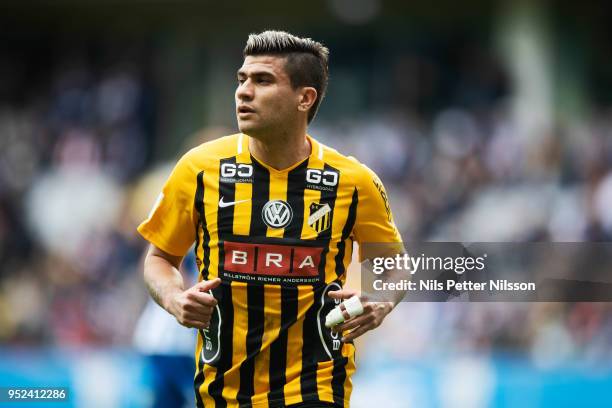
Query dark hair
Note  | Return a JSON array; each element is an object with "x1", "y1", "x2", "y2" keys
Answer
[{"x1": 243, "y1": 30, "x2": 329, "y2": 124}]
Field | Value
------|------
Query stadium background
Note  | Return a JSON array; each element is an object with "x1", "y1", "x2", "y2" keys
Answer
[{"x1": 1, "y1": 1, "x2": 612, "y2": 406}]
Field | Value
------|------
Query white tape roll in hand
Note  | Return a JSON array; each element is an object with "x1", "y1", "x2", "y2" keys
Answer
[{"x1": 325, "y1": 295, "x2": 364, "y2": 328}]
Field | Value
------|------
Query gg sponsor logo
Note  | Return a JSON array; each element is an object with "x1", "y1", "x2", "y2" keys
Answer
[
  {"x1": 221, "y1": 163, "x2": 253, "y2": 178},
  {"x1": 306, "y1": 169, "x2": 338, "y2": 191},
  {"x1": 220, "y1": 163, "x2": 253, "y2": 183}
]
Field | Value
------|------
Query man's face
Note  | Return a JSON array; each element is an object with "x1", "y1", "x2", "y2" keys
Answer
[{"x1": 235, "y1": 55, "x2": 302, "y2": 137}]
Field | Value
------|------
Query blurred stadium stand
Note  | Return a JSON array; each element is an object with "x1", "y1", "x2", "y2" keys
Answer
[{"x1": 1, "y1": 1, "x2": 612, "y2": 407}]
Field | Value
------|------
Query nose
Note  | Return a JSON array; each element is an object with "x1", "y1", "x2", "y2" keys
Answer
[{"x1": 236, "y1": 79, "x2": 254, "y2": 101}]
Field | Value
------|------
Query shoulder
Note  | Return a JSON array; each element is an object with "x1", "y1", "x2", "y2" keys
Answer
[
  {"x1": 182, "y1": 133, "x2": 242, "y2": 163},
  {"x1": 318, "y1": 140, "x2": 379, "y2": 188},
  {"x1": 175, "y1": 133, "x2": 241, "y2": 172},
  {"x1": 163, "y1": 133, "x2": 241, "y2": 185}
]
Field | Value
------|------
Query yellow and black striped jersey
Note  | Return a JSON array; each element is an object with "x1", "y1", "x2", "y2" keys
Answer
[{"x1": 138, "y1": 133, "x2": 402, "y2": 407}]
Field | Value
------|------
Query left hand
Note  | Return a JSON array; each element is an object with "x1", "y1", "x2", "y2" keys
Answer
[{"x1": 327, "y1": 288, "x2": 394, "y2": 342}]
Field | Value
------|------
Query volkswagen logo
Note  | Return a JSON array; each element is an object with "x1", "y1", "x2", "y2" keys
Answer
[{"x1": 262, "y1": 200, "x2": 293, "y2": 229}]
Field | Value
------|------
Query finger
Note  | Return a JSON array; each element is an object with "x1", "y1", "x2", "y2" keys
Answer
[
  {"x1": 333, "y1": 313, "x2": 372, "y2": 333},
  {"x1": 342, "y1": 324, "x2": 372, "y2": 342},
  {"x1": 327, "y1": 289, "x2": 357, "y2": 300},
  {"x1": 183, "y1": 319, "x2": 209, "y2": 330},
  {"x1": 196, "y1": 278, "x2": 222, "y2": 292},
  {"x1": 182, "y1": 311, "x2": 211, "y2": 323},
  {"x1": 187, "y1": 291, "x2": 218, "y2": 307},
  {"x1": 183, "y1": 303, "x2": 214, "y2": 316},
  {"x1": 182, "y1": 309, "x2": 214, "y2": 322},
  {"x1": 362, "y1": 302, "x2": 375, "y2": 313}
]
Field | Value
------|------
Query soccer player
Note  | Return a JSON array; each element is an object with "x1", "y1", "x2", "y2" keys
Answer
[{"x1": 138, "y1": 30, "x2": 403, "y2": 408}]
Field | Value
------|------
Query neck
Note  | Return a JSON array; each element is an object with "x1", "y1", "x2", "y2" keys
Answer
[{"x1": 248, "y1": 128, "x2": 311, "y2": 170}]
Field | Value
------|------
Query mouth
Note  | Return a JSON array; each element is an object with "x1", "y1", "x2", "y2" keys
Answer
[{"x1": 237, "y1": 105, "x2": 256, "y2": 115}]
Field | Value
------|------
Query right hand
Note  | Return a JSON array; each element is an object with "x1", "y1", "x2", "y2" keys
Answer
[{"x1": 168, "y1": 278, "x2": 221, "y2": 329}]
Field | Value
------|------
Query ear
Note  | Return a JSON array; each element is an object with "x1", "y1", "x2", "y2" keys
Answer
[{"x1": 297, "y1": 87, "x2": 318, "y2": 112}]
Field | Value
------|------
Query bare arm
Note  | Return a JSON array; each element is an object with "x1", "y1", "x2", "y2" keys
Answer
[
  {"x1": 143, "y1": 244, "x2": 221, "y2": 329},
  {"x1": 143, "y1": 244, "x2": 184, "y2": 310}
]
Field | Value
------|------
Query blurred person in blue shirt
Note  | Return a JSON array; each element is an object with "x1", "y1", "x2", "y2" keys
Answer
[{"x1": 133, "y1": 250, "x2": 198, "y2": 408}]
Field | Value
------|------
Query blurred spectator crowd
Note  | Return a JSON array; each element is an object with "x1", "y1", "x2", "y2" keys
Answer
[
  {"x1": 0, "y1": 61, "x2": 151, "y2": 345},
  {"x1": 1, "y1": 43, "x2": 611, "y2": 368}
]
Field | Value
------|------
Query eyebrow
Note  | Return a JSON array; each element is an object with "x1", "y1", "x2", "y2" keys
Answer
[{"x1": 237, "y1": 70, "x2": 276, "y2": 79}]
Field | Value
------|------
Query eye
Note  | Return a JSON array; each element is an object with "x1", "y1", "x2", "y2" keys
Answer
[{"x1": 237, "y1": 78, "x2": 246, "y2": 84}]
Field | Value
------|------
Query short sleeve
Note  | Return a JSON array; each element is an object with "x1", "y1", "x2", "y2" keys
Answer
[
  {"x1": 353, "y1": 165, "x2": 404, "y2": 261},
  {"x1": 137, "y1": 154, "x2": 198, "y2": 257}
]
